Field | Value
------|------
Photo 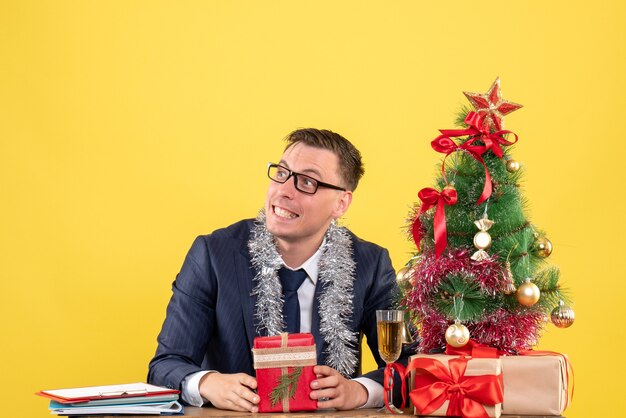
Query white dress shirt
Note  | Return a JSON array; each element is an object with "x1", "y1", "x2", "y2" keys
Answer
[{"x1": 180, "y1": 244, "x2": 384, "y2": 408}]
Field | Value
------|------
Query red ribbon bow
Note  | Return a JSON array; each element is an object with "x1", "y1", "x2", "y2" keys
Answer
[
  {"x1": 445, "y1": 339, "x2": 502, "y2": 359},
  {"x1": 431, "y1": 111, "x2": 519, "y2": 205},
  {"x1": 383, "y1": 363, "x2": 407, "y2": 413},
  {"x1": 412, "y1": 186, "x2": 458, "y2": 258},
  {"x1": 406, "y1": 356, "x2": 503, "y2": 418}
]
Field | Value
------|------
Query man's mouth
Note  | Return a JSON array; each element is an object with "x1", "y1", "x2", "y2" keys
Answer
[{"x1": 273, "y1": 205, "x2": 299, "y2": 219}]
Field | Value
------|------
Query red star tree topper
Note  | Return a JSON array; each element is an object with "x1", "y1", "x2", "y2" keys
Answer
[{"x1": 463, "y1": 77, "x2": 523, "y2": 130}]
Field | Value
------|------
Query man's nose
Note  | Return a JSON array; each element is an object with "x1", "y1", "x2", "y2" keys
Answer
[{"x1": 278, "y1": 174, "x2": 298, "y2": 196}]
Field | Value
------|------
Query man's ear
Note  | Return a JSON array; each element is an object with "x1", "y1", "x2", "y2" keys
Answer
[{"x1": 332, "y1": 191, "x2": 353, "y2": 219}]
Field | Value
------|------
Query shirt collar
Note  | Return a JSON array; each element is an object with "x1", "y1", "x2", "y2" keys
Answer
[{"x1": 281, "y1": 238, "x2": 325, "y2": 285}]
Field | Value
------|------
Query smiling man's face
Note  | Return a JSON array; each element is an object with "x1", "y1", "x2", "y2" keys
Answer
[{"x1": 264, "y1": 142, "x2": 352, "y2": 254}]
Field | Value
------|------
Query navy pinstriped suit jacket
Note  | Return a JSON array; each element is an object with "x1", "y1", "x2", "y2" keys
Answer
[{"x1": 148, "y1": 219, "x2": 407, "y2": 397}]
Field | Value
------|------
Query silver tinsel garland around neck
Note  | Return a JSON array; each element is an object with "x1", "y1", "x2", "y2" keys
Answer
[{"x1": 248, "y1": 210, "x2": 358, "y2": 377}]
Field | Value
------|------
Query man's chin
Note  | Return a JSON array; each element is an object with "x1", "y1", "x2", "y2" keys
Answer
[{"x1": 266, "y1": 220, "x2": 292, "y2": 238}]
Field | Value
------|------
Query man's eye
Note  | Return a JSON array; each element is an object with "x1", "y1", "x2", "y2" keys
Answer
[
  {"x1": 302, "y1": 177, "x2": 315, "y2": 187},
  {"x1": 276, "y1": 169, "x2": 289, "y2": 178}
]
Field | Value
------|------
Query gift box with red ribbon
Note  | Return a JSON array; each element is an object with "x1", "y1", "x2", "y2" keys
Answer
[
  {"x1": 252, "y1": 332, "x2": 317, "y2": 413},
  {"x1": 445, "y1": 340, "x2": 572, "y2": 415},
  {"x1": 407, "y1": 354, "x2": 503, "y2": 418},
  {"x1": 500, "y1": 353, "x2": 571, "y2": 415}
]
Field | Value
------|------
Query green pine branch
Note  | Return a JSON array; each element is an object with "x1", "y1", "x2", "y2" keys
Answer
[
  {"x1": 270, "y1": 367, "x2": 302, "y2": 407},
  {"x1": 532, "y1": 266, "x2": 563, "y2": 310},
  {"x1": 454, "y1": 106, "x2": 473, "y2": 127},
  {"x1": 434, "y1": 273, "x2": 499, "y2": 322}
]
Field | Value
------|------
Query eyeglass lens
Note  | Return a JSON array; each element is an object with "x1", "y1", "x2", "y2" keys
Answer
[{"x1": 268, "y1": 165, "x2": 318, "y2": 194}]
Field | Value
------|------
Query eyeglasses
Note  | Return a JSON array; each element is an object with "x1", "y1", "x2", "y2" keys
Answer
[{"x1": 267, "y1": 163, "x2": 347, "y2": 195}]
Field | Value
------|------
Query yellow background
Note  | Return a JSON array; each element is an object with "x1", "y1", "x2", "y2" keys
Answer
[{"x1": 1, "y1": 1, "x2": 623, "y2": 417}]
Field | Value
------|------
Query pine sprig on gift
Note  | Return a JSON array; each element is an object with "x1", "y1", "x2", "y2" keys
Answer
[{"x1": 270, "y1": 367, "x2": 302, "y2": 407}]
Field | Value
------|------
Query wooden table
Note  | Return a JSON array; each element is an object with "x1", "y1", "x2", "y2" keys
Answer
[{"x1": 170, "y1": 406, "x2": 564, "y2": 417}]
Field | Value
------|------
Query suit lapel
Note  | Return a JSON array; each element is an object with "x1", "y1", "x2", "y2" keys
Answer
[
  {"x1": 235, "y1": 243, "x2": 258, "y2": 349},
  {"x1": 311, "y1": 278, "x2": 326, "y2": 364}
]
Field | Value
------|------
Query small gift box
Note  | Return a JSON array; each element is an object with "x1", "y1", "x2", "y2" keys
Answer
[
  {"x1": 407, "y1": 354, "x2": 503, "y2": 418},
  {"x1": 252, "y1": 332, "x2": 317, "y2": 413},
  {"x1": 500, "y1": 353, "x2": 570, "y2": 415}
]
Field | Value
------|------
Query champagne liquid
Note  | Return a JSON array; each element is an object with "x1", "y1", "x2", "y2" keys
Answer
[{"x1": 377, "y1": 320, "x2": 403, "y2": 363}]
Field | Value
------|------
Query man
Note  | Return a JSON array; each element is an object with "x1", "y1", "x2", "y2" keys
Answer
[{"x1": 148, "y1": 128, "x2": 409, "y2": 412}]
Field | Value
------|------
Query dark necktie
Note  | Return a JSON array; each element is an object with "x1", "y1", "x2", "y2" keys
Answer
[{"x1": 278, "y1": 267, "x2": 308, "y2": 333}]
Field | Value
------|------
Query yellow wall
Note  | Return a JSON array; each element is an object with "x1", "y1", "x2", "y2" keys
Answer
[{"x1": 1, "y1": 1, "x2": 623, "y2": 416}]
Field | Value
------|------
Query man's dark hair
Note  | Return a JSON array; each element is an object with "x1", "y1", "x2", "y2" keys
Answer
[{"x1": 284, "y1": 128, "x2": 364, "y2": 191}]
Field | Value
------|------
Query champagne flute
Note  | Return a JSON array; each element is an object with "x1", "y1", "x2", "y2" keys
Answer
[{"x1": 376, "y1": 309, "x2": 404, "y2": 414}]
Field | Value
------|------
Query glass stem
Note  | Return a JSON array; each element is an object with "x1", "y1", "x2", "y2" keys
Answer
[{"x1": 388, "y1": 366, "x2": 394, "y2": 408}]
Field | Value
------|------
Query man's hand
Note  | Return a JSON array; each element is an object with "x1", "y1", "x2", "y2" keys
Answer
[
  {"x1": 309, "y1": 365, "x2": 368, "y2": 410},
  {"x1": 199, "y1": 372, "x2": 260, "y2": 412}
]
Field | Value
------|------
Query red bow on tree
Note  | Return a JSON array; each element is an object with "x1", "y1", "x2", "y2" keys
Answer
[
  {"x1": 406, "y1": 356, "x2": 503, "y2": 418},
  {"x1": 412, "y1": 186, "x2": 458, "y2": 258},
  {"x1": 431, "y1": 112, "x2": 519, "y2": 205}
]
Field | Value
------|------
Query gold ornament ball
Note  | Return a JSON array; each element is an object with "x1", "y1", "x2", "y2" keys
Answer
[
  {"x1": 534, "y1": 236, "x2": 553, "y2": 258},
  {"x1": 473, "y1": 231, "x2": 492, "y2": 250},
  {"x1": 506, "y1": 159, "x2": 520, "y2": 172},
  {"x1": 551, "y1": 301, "x2": 575, "y2": 328},
  {"x1": 517, "y1": 278, "x2": 540, "y2": 307},
  {"x1": 396, "y1": 267, "x2": 410, "y2": 284},
  {"x1": 445, "y1": 323, "x2": 470, "y2": 348}
]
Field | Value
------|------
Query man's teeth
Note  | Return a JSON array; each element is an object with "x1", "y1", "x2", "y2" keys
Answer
[{"x1": 274, "y1": 206, "x2": 298, "y2": 219}]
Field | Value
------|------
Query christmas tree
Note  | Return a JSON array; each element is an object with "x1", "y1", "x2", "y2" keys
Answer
[{"x1": 400, "y1": 78, "x2": 575, "y2": 354}]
